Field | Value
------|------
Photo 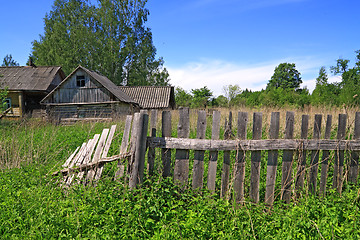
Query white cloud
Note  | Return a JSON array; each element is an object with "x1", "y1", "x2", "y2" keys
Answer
[{"x1": 167, "y1": 57, "x2": 326, "y2": 96}]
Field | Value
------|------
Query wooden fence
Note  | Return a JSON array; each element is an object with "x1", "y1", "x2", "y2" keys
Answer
[{"x1": 56, "y1": 108, "x2": 360, "y2": 205}]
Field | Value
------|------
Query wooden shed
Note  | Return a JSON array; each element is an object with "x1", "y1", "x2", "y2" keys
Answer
[
  {"x1": 0, "y1": 66, "x2": 65, "y2": 118},
  {"x1": 41, "y1": 66, "x2": 139, "y2": 121},
  {"x1": 118, "y1": 86, "x2": 176, "y2": 110}
]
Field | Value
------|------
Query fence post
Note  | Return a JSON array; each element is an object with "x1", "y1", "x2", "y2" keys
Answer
[
  {"x1": 221, "y1": 111, "x2": 232, "y2": 198},
  {"x1": 233, "y1": 112, "x2": 248, "y2": 204},
  {"x1": 333, "y1": 114, "x2": 347, "y2": 194},
  {"x1": 349, "y1": 112, "x2": 360, "y2": 183},
  {"x1": 319, "y1": 115, "x2": 332, "y2": 197},
  {"x1": 295, "y1": 114, "x2": 309, "y2": 197},
  {"x1": 207, "y1": 110, "x2": 221, "y2": 192},
  {"x1": 162, "y1": 111, "x2": 172, "y2": 177},
  {"x1": 174, "y1": 107, "x2": 190, "y2": 186},
  {"x1": 308, "y1": 114, "x2": 322, "y2": 194},
  {"x1": 250, "y1": 112, "x2": 263, "y2": 203},
  {"x1": 265, "y1": 112, "x2": 280, "y2": 205},
  {"x1": 114, "y1": 115, "x2": 133, "y2": 180},
  {"x1": 281, "y1": 111, "x2": 295, "y2": 204},
  {"x1": 147, "y1": 109, "x2": 158, "y2": 176},
  {"x1": 129, "y1": 111, "x2": 149, "y2": 189},
  {"x1": 192, "y1": 110, "x2": 207, "y2": 189}
]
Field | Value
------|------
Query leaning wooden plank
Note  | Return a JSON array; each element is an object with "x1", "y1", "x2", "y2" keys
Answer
[
  {"x1": 233, "y1": 112, "x2": 248, "y2": 204},
  {"x1": 126, "y1": 113, "x2": 141, "y2": 183},
  {"x1": 319, "y1": 115, "x2": 332, "y2": 197},
  {"x1": 333, "y1": 114, "x2": 347, "y2": 194},
  {"x1": 66, "y1": 139, "x2": 94, "y2": 186},
  {"x1": 148, "y1": 137, "x2": 360, "y2": 151},
  {"x1": 85, "y1": 129, "x2": 110, "y2": 183},
  {"x1": 62, "y1": 146, "x2": 80, "y2": 168},
  {"x1": 53, "y1": 152, "x2": 133, "y2": 176},
  {"x1": 349, "y1": 112, "x2": 360, "y2": 183},
  {"x1": 62, "y1": 142, "x2": 87, "y2": 184},
  {"x1": 207, "y1": 110, "x2": 221, "y2": 192},
  {"x1": 192, "y1": 110, "x2": 207, "y2": 190},
  {"x1": 308, "y1": 114, "x2": 322, "y2": 195},
  {"x1": 281, "y1": 111, "x2": 295, "y2": 204},
  {"x1": 114, "y1": 115, "x2": 133, "y2": 180},
  {"x1": 174, "y1": 108, "x2": 190, "y2": 187},
  {"x1": 250, "y1": 112, "x2": 263, "y2": 203},
  {"x1": 76, "y1": 134, "x2": 100, "y2": 182},
  {"x1": 265, "y1": 112, "x2": 280, "y2": 205},
  {"x1": 94, "y1": 125, "x2": 117, "y2": 181}
]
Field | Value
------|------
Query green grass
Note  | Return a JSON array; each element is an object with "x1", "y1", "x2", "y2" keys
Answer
[{"x1": 1, "y1": 117, "x2": 360, "y2": 239}]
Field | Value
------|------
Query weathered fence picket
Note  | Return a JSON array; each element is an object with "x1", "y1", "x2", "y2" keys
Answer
[
  {"x1": 174, "y1": 108, "x2": 190, "y2": 186},
  {"x1": 220, "y1": 111, "x2": 232, "y2": 198},
  {"x1": 265, "y1": 112, "x2": 280, "y2": 205},
  {"x1": 295, "y1": 114, "x2": 309, "y2": 196},
  {"x1": 192, "y1": 110, "x2": 207, "y2": 189},
  {"x1": 207, "y1": 110, "x2": 220, "y2": 192},
  {"x1": 333, "y1": 114, "x2": 347, "y2": 193},
  {"x1": 161, "y1": 111, "x2": 172, "y2": 177},
  {"x1": 281, "y1": 111, "x2": 295, "y2": 204},
  {"x1": 233, "y1": 112, "x2": 248, "y2": 204},
  {"x1": 319, "y1": 115, "x2": 332, "y2": 197}
]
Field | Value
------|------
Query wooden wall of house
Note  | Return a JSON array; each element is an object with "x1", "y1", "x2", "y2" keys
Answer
[
  {"x1": 47, "y1": 102, "x2": 134, "y2": 120},
  {"x1": 5, "y1": 92, "x2": 21, "y2": 117},
  {"x1": 44, "y1": 69, "x2": 114, "y2": 104}
]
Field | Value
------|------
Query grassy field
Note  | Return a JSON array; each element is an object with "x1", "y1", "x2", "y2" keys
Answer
[{"x1": 1, "y1": 107, "x2": 360, "y2": 239}]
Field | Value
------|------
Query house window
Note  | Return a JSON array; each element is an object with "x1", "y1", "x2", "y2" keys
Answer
[
  {"x1": 76, "y1": 75, "x2": 86, "y2": 87},
  {"x1": 4, "y1": 98, "x2": 11, "y2": 109}
]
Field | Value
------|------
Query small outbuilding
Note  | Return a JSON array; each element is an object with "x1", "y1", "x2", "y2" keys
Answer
[
  {"x1": 41, "y1": 66, "x2": 139, "y2": 121},
  {"x1": 118, "y1": 86, "x2": 176, "y2": 110},
  {"x1": 0, "y1": 66, "x2": 65, "y2": 118}
]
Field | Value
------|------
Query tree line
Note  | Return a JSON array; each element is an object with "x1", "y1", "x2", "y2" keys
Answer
[{"x1": 176, "y1": 50, "x2": 360, "y2": 109}]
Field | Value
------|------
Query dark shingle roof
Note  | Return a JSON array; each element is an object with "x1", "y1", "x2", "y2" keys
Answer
[
  {"x1": 118, "y1": 86, "x2": 175, "y2": 109},
  {"x1": 0, "y1": 66, "x2": 65, "y2": 91}
]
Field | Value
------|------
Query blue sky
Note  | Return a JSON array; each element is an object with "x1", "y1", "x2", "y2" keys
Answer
[{"x1": 1, "y1": 0, "x2": 360, "y2": 96}]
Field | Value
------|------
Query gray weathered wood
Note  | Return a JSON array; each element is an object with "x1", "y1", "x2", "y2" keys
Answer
[
  {"x1": 319, "y1": 115, "x2": 332, "y2": 197},
  {"x1": 85, "y1": 129, "x2": 109, "y2": 182},
  {"x1": 126, "y1": 113, "x2": 140, "y2": 183},
  {"x1": 148, "y1": 137, "x2": 360, "y2": 151},
  {"x1": 349, "y1": 112, "x2": 360, "y2": 183},
  {"x1": 309, "y1": 114, "x2": 322, "y2": 194},
  {"x1": 64, "y1": 140, "x2": 89, "y2": 184},
  {"x1": 281, "y1": 111, "x2": 295, "y2": 204},
  {"x1": 221, "y1": 111, "x2": 232, "y2": 198},
  {"x1": 192, "y1": 110, "x2": 207, "y2": 189},
  {"x1": 333, "y1": 114, "x2": 347, "y2": 193},
  {"x1": 233, "y1": 112, "x2": 248, "y2": 203},
  {"x1": 129, "y1": 111, "x2": 149, "y2": 189},
  {"x1": 53, "y1": 152, "x2": 132, "y2": 176},
  {"x1": 207, "y1": 110, "x2": 221, "y2": 192},
  {"x1": 114, "y1": 115, "x2": 133, "y2": 180},
  {"x1": 62, "y1": 146, "x2": 80, "y2": 168},
  {"x1": 94, "y1": 125, "x2": 117, "y2": 181},
  {"x1": 161, "y1": 111, "x2": 172, "y2": 177},
  {"x1": 174, "y1": 108, "x2": 190, "y2": 186},
  {"x1": 250, "y1": 112, "x2": 263, "y2": 203},
  {"x1": 147, "y1": 109, "x2": 158, "y2": 176},
  {"x1": 265, "y1": 112, "x2": 280, "y2": 205},
  {"x1": 295, "y1": 115, "x2": 309, "y2": 196}
]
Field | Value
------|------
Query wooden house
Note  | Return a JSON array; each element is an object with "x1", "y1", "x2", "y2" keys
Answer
[
  {"x1": 0, "y1": 66, "x2": 65, "y2": 118},
  {"x1": 118, "y1": 86, "x2": 176, "y2": 110},
  {"x1": 41, "y1": 66, "x2": 139, "y2": 120}
]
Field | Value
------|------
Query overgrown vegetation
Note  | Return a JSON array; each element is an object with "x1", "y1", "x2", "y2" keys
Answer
[
  {"x1": 176, "y1": 50, "x2": 360, "y2": 109},
  {"x1": 1, "y1": 108, "x2": 360, "y2": 238}
]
